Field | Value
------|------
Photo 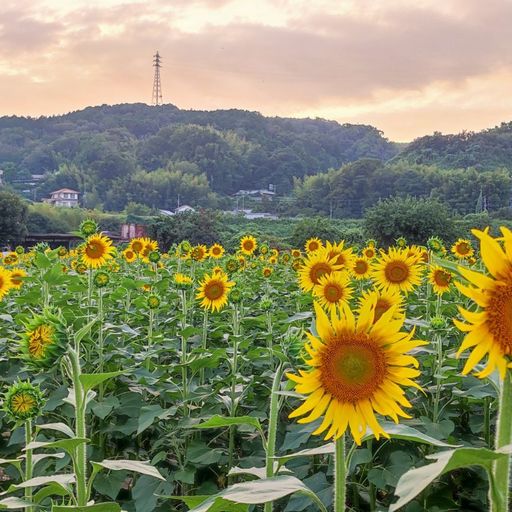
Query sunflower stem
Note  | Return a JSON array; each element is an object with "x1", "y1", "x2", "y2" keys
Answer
[
  {"x1": 69, "y1": 347, "x2": 88, "y2": 507},
  {"x1": 334, "y1": 435, "x2": 347, "y2": 512},
  {"x1": 491, "y1": 372, "x2": 512, "y2": 512},
  {"x1": 24, "y1": 420, "x2": 33, "y2": 512},
  {"x1": 228, "y1": 305, "x2": 241, "y2": 473},
  {"x1": 144, "y1": 308, "x2": 154, "y2": 370},
  {"x1": 264, "y1": 364, "x2": 283, "y2": 512},
  {"x1": 180, "y1": 289, "x2": 189, "y2": 417},
  {"x1": 199, "y1": 309, "x2": 209, "y2": 386}
]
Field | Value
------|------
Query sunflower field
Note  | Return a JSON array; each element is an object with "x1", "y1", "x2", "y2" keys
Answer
[{"x1": 0, "y1": 220, "x2": 511, "y2": 512}]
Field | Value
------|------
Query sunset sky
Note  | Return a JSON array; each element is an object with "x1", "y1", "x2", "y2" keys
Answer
[{"x1": 1, "y1": 0, "x2": 511, "y2": 141}]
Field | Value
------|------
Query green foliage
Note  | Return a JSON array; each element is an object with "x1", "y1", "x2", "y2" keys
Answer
[
  {"x1": 0, "y1": 189, "x2": 28, "y2": 245},
  {"x1": 363, "y1": 196, "x2": 457, "y2": 246},
  {"x1": 148, "y1": 211, "x2": 221, "y2": 250},
  {"x1": 394, "y1": 123, "x2": 512, "y2": 170},
  {"x1": 0, "y1": 104, "x2": 396, "y2": 208}
]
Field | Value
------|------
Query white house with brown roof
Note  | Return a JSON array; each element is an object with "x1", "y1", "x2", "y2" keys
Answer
[{"x1": 45, "y1": 188, "x2": 80, "y2": 207}]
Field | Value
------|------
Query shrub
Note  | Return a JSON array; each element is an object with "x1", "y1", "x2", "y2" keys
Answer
[{"x1": 363, "y1": 196, "x2": 457, "y2": 246}]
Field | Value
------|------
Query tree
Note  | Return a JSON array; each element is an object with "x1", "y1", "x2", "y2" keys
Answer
[
  {"x1": 363, "y1": 196, "x2": 457, "y2": 246},
  {"x1": 0, "y1": 190, "x2": 28, "y2": 245}
]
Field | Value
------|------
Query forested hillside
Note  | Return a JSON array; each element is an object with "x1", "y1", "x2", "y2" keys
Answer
[
  {"x1": 393, "y1": 122, "x2": 512, "y2": 169},
  {"x1": 0, "y1": 103, "x2": 396, "y2": 211}
]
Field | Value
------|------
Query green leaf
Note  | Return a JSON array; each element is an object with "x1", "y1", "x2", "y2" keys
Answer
[
  {"x1": 362, "y1": 422, "x2": 461, "y2": 448},
  {"x1": 0, "y1": 497, "x2": 33, "y2": 510},
  {"x1": 79, "y1": 371, "x2": 125, "y2": 393},
  {"x1": 186, "y1": 476, "x2": 328, "y2": 512},
  {"x1": 0, "y1": 459, "x2": 21, "y2": 470},
  {"x1": 171, "y1": 496, "x2": 248, "y2": 512},
  {"x1": 36, "y1": 422, "x2": 75, "y2": 438},
  {"x1": 275, "y1": 443, "x2": 335, "y2": 465},
  {"x1": 15, "y1": 474, "x2": 75, "y2": 489},
  {"x1": 33, "y1": 482, "x2": 73, "y2": 504},
  {"x1": 390, "y1": 447, "x2": 509, "y2": 511},
  {"x1": 190, "y1": 415, "x2": 263, "y2": 436},
  {"x1": 228, "y1": 466, "x2": 292, "y2": 479},
  {"x1": 52, "y1": 504, "x2": 121, "y2": 512},
  {"x1": 137, "y1": 405, "x2": 175, "y2": 435},
  {"x1": 91, "y1": 459, "x2": 165, "y2": 481},
  {"x1": 73, "y1": 319, "x2": 97, "y2": 345},
  {"x1": 25, "y1": 438, "x2": 88, "y2": 456}
]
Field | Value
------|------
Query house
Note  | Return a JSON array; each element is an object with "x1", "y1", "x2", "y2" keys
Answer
[
  {"x1": 174, "y1": 205, "x2": 195, "y2": 214},
  {"x1": 45, "y1": 188, "x2": 80, "y2": 207}
]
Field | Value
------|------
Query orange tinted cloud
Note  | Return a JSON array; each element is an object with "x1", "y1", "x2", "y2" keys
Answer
[{"x1": 0, "y1": 0, "x2": 511, "y2": 140}]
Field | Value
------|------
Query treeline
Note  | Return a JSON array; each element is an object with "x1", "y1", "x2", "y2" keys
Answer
[
  {"x1": 394, "y1": 122, "x2": 512, "y2": 170},
  {"x1": 0, "y1": 103, "x2": 396, "y2": 210},
  {"x1": 290, "y1": 159, "x2": 512, "y2": 217}
]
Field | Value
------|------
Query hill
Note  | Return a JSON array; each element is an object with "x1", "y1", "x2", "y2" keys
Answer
[
  {"x1": 393, "y1": 122, "x2": 512, "y2": 170},
  {"x1": 0, "y1": 103, "x2": 397, "y2": 211}
]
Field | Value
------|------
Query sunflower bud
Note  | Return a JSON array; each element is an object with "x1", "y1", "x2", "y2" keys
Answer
[
  {"x1": 147, "y1": 294, "x2": 161, "y2": 310},
  {"x1": 173, "y1": 273, "x2": 193, "y2": 290},
  {"x1": 430, "y1": 316, "x2": 447, "y2": 330},
  {"x1": 93, "y1": 271, "x2": 110, "y2": 288},
  {"x1": 3, "y1": 381, "x2": 45, "y2": 422},
  {"x1": 80, "y1": 218, "x2": 99, "y2": 237},
  {"x1": 19, "y1": 311, "x2": 67, "y2": 369},
  {"x1": 148, "y1": 251, "x2": 161, "y2": 263}
]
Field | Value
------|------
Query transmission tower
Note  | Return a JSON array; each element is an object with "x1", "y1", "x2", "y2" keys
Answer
[{"x1": 151, "y1": 51, "x2": 163, "y2": 106}]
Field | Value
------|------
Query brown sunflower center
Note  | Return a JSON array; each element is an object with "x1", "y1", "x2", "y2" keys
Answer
[
  {"x1": 320, "y1": 334, "x2": 386, "y2": 402},
  {"x1": 374, "y1": 299, "x2": 391, "y2": 323},
  {"x1": 308, "y1": 241, "x2": 319, "y2": 251},
  {"x1": 212, "y1": 247, "x2": 221, "y2": 255},
  {"x1": 364, "y1": 248, "x2": 375, "y2": 258},
  {"x1": 324, "y1": 283, "x2": 344, "y2": 303},
  {"x1": 434, "y1": 270, "x2": 451, "y2": 287},
  {"x1": 243, "y1": 241, "x2": 254, "y2": 251},
  {"x1": 354, "y1": 260, "x2": 368, "y2": 275},
  {"x1": 456, "y1": 242, "x2": 470, "y2": 255},
  {"x1": 131, "y1": 241, "x2": 143, "y2": 252},
  {"x1": 204, "y1": 280, "x2": 224, "y2": 300},
  {"x1": 385, "y1": 261, "x2": 409, "y2": 283},
  {"x1": 11, "y1": 273, "x2": 22, "y2": 286},
  {"x1": 0, "y1": 276, "x2": 4, "y2": 291},
  {"x1": 309, "y1": 262, "x2": 332, "y2": 284},
  {"x1": 85, "y1": 240, "x2": 105, "y2": 259},
  {"x1": 487, "y1": 283, "x2": 512, "y2": 354}
]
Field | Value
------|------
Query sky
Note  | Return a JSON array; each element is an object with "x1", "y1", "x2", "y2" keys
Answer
[{"x1": 1, "y1": 0, "x2": 511, "y2": 141}]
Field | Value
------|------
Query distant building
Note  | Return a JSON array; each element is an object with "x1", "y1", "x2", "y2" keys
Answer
[
  {"x1": 234, "y1": 189, "x2": 276, "y2": 201},
  {"x1": 175, "y1": 205, "x2": 195, "y2": 214},
  {"x1": 121, "y1": 224, "x2": 147, "y2": 240},
  {"x1": 44, "y1": 188, "x2": 80, "y2": 207}
]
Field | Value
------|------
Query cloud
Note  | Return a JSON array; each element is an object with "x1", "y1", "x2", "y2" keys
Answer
[{"x1": 0, "y1": 0, "x2": 510, "y2": 140}]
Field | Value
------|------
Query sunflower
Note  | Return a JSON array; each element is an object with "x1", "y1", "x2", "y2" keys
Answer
[
  {"x1": 407, "y1": 245, "x2": 428, "y2": 264},
  {"x1": 173, "y1": 273, "x2": 193, "y2": 290},
  {"x1": 454, "y1": 228, "x2": 512, "y2": 378},
  {"x1": 429, "y1": 266, "x2": 452, "y2": 295},
  {"x1": 325, "y1": 241, "x2": 354, "y2": 270},
  {"x1": 395, "y1": 236, "x2": 407, "y2": 248},
  {"x1": 240, "y1": 235, "x2": 257, "y2": 256},
  {"x1": 129, "y1": 237, "x2": 146, "y2": 254},
  {"x1": 0, "y1": 267, "x2": 12, "y2": 300},
  {"x1": 3, "y1": 381, "x2": 45, "y2": 422},
  {"x1": 212, "y1": 266, "x2": 224, "y2": 275},
  {"x1": 141, "y1": 239, "x2": 159, "y2": 263},
  {"x1": 427, "y1": 236, "x2": 445, "y2": 255},
  {"x1": 298, "y1": 248, "x2": 342, "y2": 292},
  {"x1": 362, "y1": 246, "x2": 377, "y2": 260},
  {"x1": 9, "y1": 268, "x2": 27, "y2": 289},
  {"x1": 451, "y1": 238, "x2": 474, "y2": 260},
  {"x1": 196, "y1": 273, "x2": 235, "y2": 312},
  {"x1": 305, "y1": 238, "x2": 323, "y2": 253},
  {"x1": 209, "y1": 243, "x2": 225, "y2": 259},
  {"x1": 20, "y1": 312, "x2": 66, "y2": 368},
  {"x1": 287, "y1": 300, "x2": 424, "y2": 444},
  {"x1": 123, "y1": 248, "x2": 137, "y2": 263},
  {"x1": 352, "y1": 257, "x2": 371, "y2": 280},
  {"x1": 371, "y1": 248, "x2": 423, "y2": 294},
  {"x1": 82, "y1": 234, "x2": 116, "y2": 269},
  {"x1": 359, "y1": 288, "x2": 404, "y2": 323},
  {"x1": 292, "y1": 249, "x2": 302, "y2": 259},
  {"x1": 262, "y1": 267, "x2": 273, "y2": 278},
  {"x1": 190, "y1": 245, "x2": 208, "y2": 262},
  {"x1": 312, "y1": 272, "x2": 353, "y2": 313}
]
